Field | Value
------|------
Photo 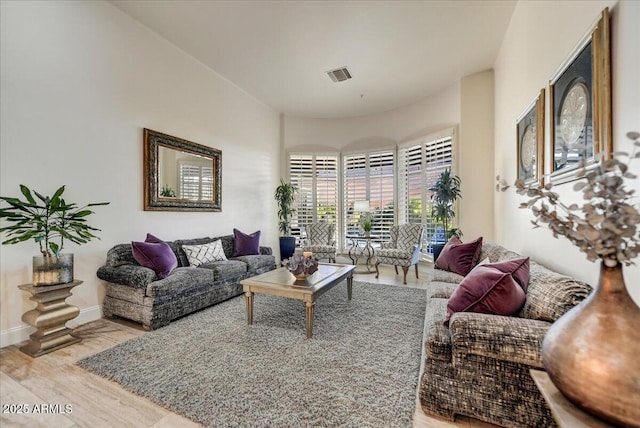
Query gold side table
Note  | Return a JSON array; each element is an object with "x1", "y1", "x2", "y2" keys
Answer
[{"x1": 18, "y1": 280, "x2": 83, "y2": 357}]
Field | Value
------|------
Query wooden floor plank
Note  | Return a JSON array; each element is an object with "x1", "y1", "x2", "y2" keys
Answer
[{"x1": 0, "y1": 372, "x2": 76, "y2": 428}]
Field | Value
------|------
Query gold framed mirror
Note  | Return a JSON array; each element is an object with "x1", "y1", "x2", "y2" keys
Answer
[{"x1": 143, "y1": 128, "x2": 221, "y2": 211}]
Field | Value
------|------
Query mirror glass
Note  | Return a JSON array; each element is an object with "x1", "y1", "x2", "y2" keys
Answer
[{"x1": 144, "y1": 129, "x2": 221, "y2": 211}]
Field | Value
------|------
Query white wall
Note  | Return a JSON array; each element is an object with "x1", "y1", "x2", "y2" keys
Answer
[
  {"x1": 494, "y1": 0, "x2": 640, "y2": 304},
  {"x1": 0, "y1": 1, "x2": 281, "y2": 345},
  {"x1": 460, "y1": 71, "x2": 495, "y2": 242},
  {"x1": 283, "y1": 76, "x2": 496, "y2": 245},
  {"x1": 284, "y1": 82, "x2": 461, "y2": 152}
]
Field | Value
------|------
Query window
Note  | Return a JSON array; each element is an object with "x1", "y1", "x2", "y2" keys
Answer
[
  {"x1": 289, "y1": 154, "x2": 338, "y2": 245},
  {"x1": 179, "y1": 161, "x2": 213, "y2": 200},
  {"x1": 398, "y1": 129, "x2": 456, "y2": 258},
  {"x1": 343, "y1": 150, "x2": 395, "y2": 248}
]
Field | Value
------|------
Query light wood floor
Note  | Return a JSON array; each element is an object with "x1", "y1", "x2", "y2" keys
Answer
[{"x1": 1, "y1": 261, "x2": 496, "y2": 428}]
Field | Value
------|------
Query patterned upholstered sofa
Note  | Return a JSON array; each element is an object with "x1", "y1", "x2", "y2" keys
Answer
[
  {"x1": 420, "y1": 242, "x2": 592, "y2": 427},
  {"x1": 97, "y1": 235, "x2": 276, "y2": 330}
]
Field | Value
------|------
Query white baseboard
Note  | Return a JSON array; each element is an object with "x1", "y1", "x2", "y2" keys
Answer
[{"x1": 0, "y1": 305, "x2": 103, "y2": 348}]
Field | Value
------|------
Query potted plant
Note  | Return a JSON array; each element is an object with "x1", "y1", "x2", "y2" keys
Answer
[
  {"x1": 429, "y1": 168, "x2": 462, "y2": 260},
  {"x1": 0, "y1": 184, "x2": 109, "y2": 285},
  {"x1": 359, "y1": 212, "x2": 372, "y2": 236},
  {"x1": 160, "y1": 184, "x2": 176, "y2": 198},
  {"x1": 274, "y1": 179, "x2": 297, "y2": 260}
]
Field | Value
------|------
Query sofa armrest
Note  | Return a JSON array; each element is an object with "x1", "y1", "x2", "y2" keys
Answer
[
  {"x1": 96, "y1": 264, "x2": 156, "y2": 289},
  {"x1": 259, "y1": 246, "x2": 272, "y2": 256},
  {"x1": 449, "y1": 312, "x2": 551, "y2": 368}
]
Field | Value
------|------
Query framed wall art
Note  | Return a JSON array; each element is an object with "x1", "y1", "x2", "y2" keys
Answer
[
  {"x1": 144, "y1": 128, "x2": 222, "y2": 212},
  {"x1": 549, "y1": 7, "x2": 611, "y2": 184},
  {"x1": 516, "y1": 89, "x2": 545, "y2": 185}
]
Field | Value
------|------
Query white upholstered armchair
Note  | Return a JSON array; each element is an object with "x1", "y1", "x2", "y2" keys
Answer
[
  {"x1": 303, "y1": 222, "x2": 337, "y2": 263},
  {"x1": 375, "y1": 223, "x2": 424, "y2": 284}
]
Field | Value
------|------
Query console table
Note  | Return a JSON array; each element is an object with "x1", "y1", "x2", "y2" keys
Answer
[
  {"x1": 346, "y1": 234, "x2": 376, "y2": 273},
  {"x1": 18, "y1": 280, "x2": 83, "y2": 357},
  {"x1": 530, "y1": 370, "x2": 614, "y2": 428}
]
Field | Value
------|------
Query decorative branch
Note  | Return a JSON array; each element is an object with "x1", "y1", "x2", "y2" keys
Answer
[{"x1": 498, "y1": 131, "x2": 640, "y2": 267}]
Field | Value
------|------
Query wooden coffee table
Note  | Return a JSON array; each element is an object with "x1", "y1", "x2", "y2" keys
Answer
[{"x1": 240, "y1": 263, "x2": 355, "y2": 338}]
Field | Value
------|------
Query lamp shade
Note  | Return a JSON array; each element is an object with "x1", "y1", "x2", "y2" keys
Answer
[{"x1": 353, "y1": 200, "x2": 370, "y2": 212}]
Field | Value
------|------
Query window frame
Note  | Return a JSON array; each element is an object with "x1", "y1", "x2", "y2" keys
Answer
[
  {"x1": 342, "y1": 147, "x2": 397, "y2": 252},
  {"x1": 287, "y1": 152, "x2": 340, "y2": 247},
  {"x1": 398, "y1": 126, "x2": 458, "y2": 260}
]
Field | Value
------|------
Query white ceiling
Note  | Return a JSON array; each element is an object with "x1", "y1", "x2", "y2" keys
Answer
[{"x1": 111, "y1": 0, "x2": 516, "y2": 119}]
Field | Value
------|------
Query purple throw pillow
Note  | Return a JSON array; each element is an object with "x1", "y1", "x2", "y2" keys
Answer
[
  {"x1": 131, "y1": 234, "x2": 178, "y2": 279},
  {"x1": 486, "y1": 257, "x2": 530, "y2": 292},
  {"x1": 234, "y1": 228, "x2": 261, "y2": 256},
  {"x1": 443, "y1": 257, "x2": 530, "y2": 325},
  {"x1": 435, "y1": 236, "x2": 483, "y2": 276},
  {"x1": 145, "y1": 233, "x2": 164, "y2": 244}
]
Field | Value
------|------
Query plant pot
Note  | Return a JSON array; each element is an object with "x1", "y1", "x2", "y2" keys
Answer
[
  {"x1": 33, "y1": 253, "x2": 73, "y2": 286},
  {"x1": 432, "y1": 243, "x2": 446, "y2": 262},
  {"x1": 279, "y1": 237, "x2": 296, "y2": 261},
  {"x1": 542, "y1": 262, "x2": 640, "y2": 427}
]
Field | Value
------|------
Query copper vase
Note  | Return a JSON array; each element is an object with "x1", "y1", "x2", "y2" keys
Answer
[{"x1": 542, "y1": 262, "x2": 640, "y2": 427}]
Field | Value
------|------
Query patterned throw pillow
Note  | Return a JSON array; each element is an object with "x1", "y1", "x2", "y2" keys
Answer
[{"x1": 181, "y1": 240, "x2": 227, "y2": 266}]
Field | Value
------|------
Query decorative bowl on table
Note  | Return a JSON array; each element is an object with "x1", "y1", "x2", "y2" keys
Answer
[{"x1": 284, "y1": 253, "x2": 318, "y2": 280}]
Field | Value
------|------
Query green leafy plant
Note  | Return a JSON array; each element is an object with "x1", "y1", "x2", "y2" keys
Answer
[
  {"x1": 160, "y1": 184, "x2": 176, "y2": 197},
  {"x1": 429, "y1": 168, "x2": 463, "y2": 238},
  {"x1": 0, "y1": 185, "x2": 110, "y2": 257},
  {"x1": 359, "y1": 212, "x2": 372, "y2": 233},
  {"x1": 274, "y1": 179, "x2": 297, "y2": 236}
]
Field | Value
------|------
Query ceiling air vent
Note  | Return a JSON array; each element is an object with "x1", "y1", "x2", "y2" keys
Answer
[{"x1": 326, "y1": 67, "x2": 352, "y2": 83}]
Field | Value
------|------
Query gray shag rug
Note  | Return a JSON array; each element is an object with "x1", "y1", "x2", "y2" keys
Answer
[{"x1": 78, "y1": 281, "x2": 426, "y2": 427}]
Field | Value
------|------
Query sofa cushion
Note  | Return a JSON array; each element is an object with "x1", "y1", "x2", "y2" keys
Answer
[
  {"x1": 449, "y1": 312, "x2": 550, "y2": 368},
  {"x1": 518, "y1": 261, "x2": 592, "y2": 322},
  {"x1": 375, "y1": 248, "x2": 413, "y2": 259},
  {"x1": 427, "y1": 281, "x2": 458, "y2": 299},
  {"x1": 182, "y1": 240, "x2": 227, "y2": 266},
  {"x1": 106, "y1": 243, "x2": 138, "y2": 267},
  {"x1": 131, "y1": 234, "x2": 178, "y2": 279},
  {"x1": 432, "y1": 269, "x2": 465, "y2": 284},
  {"x1": 233, "y1": 228, "x2": 261, "y2": 256},
  {"x1": 145, "y1": 267, "x2": 216, "y2": 297},
  {"x1": 199, "y1": 260, "x2": 248, "y2": 281},
  {"x1": 435, "y1": 236, "x2": 483, "y2": 276},
  {"x1": 231, "y1": 255, "x2": 275, "y2": 273},
  {"x1": 424, "y1": 297, "x2": 453, "y2": 362},
  {"x1": 444, "y1": 258, "x2": 529, "y2": 325},
  {"x1": 97, "y1": 264, "x2": 156, "y2": 288}
]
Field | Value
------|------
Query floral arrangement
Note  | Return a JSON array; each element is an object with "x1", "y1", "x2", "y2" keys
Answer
[
  {"x1": 284, "y1": 253, "x2": 319, "y2": 279},
  {"x1": 497, "y1": 131, "x2": 640, "y2": 267}
]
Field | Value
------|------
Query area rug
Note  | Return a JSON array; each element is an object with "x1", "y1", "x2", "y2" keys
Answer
[{"x1": 77, "y1": 281, "x2": 426, "y2": 427}]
